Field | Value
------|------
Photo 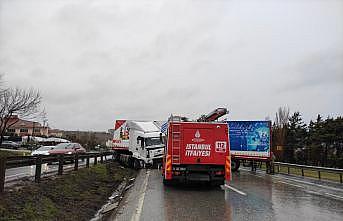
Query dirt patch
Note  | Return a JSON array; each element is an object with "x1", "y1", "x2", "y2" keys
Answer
[{"x1": 0, "y1": 161, "x2": 137, "y2": 221}]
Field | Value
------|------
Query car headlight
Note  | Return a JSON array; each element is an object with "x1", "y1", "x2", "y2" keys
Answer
[{"x1": 67, "y1": 151, "x2": 73, "y2": 154}]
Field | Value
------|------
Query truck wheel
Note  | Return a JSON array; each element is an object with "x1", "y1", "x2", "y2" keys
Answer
[
  {"x1": 243, "y1": 160, "x2": 252, "y2": 167},
  {"x1": 209, "y1": 181, "x2": 222, "y2": 187},
  {"x1": 113, "y1": 152, "x2": 120, "y2": 161},
  {"x1": 128, "y1": 157, "x2": 134, "y2": 168},
  {"x1": 133, "y1": 159, "x2": 141, "y2": 170},
  {"x1": 231, "y1": 160, "x2": 240, "y2": 172}
]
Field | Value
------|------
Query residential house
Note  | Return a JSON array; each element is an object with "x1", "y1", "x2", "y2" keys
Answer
[{"x1": 5, "y1": 115, "x2": 49, "y2": 137}]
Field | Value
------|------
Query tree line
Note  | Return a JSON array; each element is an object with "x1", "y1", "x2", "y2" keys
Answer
[{"x1": 272, "y1": 107, "x2": 343, "y2": 168}]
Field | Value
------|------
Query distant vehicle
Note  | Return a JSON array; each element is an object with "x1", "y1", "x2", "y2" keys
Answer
[
  {"x1": 48, "y1": 143, "x2": 86, "y2": 155},
  {"x1": 0, "y1": 141, "x2": 20, "y2": 149},
  {"x1": 31, "y1": 146, "x2": 56, "y2": 156},
  {"x1": 227, "y1": 121, "x2": 272, "y2": 171}
]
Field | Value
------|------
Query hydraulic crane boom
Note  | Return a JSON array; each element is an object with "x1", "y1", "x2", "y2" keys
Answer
[{"x1": 197, "y1": 108, "x2": 228, "y2": 122}]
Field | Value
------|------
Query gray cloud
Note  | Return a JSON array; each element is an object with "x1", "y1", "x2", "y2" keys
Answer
[
  {"x1": 288, "y1": 51, "x2": 343, "y2": 88},
  {"x1": 0, "y1": 0, "x2": 342, "y2": 130}
]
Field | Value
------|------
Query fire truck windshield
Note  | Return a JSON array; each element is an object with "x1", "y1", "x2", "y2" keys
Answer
[{"x1": 145, "y1": 137, "x2": 162, "y2": 146}]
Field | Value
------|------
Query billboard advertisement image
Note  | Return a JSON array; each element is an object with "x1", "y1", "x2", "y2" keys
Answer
[{"x1": 228, "y1": 121, "x2": 271, "y2": 158}]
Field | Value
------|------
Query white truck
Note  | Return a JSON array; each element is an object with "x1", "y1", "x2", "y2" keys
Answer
[{"x1": 109, "y1": 120, "x2": 165, "y2": 169}]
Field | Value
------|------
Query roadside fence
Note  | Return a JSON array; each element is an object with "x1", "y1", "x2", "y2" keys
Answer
[
  {"x1": 273, "y1": 162, "x2": 343, "y2": 183},
  {"x1": 0, "y1": 152, "x2": 115, "y2": 193}
]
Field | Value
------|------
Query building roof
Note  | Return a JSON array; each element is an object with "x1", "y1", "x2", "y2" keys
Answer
[{"x1": 7, "y1": 115, "x2": 45, "y2": 129}]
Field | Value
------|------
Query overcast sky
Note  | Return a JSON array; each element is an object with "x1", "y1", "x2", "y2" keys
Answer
[{"x1": 0, "y1": 0, "x2": 342, "y2": 131}]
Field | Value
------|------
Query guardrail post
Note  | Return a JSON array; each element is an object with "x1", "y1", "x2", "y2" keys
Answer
[
  {"x1": 340, "y1": 174, "x2": 342, "y2": 183},
  {"x1": 74, "y1": 153, "x2": 79, "y2": 171},
  {"x1": 58, "y1": 155, "x2": 64, "y2": 175},
  {"x1": 35, "y1": 156, "x2": 42, "y2": 183},
  {"x1": 301, "y1": 168, "x2": 304, "y2": 176},
  {"x1": 251, "y1": 161, "x2": 256, "y2": 172},
  {"x1": 0, "y1": 157, "x2": 6, "y2": 194},
  {"x1": 287, "y1": 167, "x2": 290, "y2": 175},
  {"x1": 277, "y1": 165, "x2": 280, "y2": 173},
  {"x1": 86, "y1": 156, "x2": 90, "y2": 168},
  {"x1": 100, "y1": 153, "x2": 104, "y2": 164},
  {"x1": 318, "y1": 171, "x2": 321, "y2": 179},
  {"x1": 94, "y1": 156, "x2": 97, "y2": 165},
  {"x1": 271, "y1": 162, "x2": 275, "y2": 174}
]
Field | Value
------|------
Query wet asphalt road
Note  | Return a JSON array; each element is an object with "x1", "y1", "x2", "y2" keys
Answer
[{"x1": 112, "y1": 168, "x2": 343, "y2": 221}]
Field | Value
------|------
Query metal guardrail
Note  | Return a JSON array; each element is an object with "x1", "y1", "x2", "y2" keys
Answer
[
  {"x1": 273, "y1": 162, "x2": 343, "y2": 183},
  {"x1": 0, "y1": 151, "x2": 115, "y2": 193}
]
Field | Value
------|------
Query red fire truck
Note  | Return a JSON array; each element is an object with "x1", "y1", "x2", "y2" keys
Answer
[{"x1": 162, "y1": 115, "x2": 231, "y2": 186}]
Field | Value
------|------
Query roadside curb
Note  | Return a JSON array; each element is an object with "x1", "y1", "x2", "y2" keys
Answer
[{"x1": 91, "y1": 177, "x2": 136, "y2": 221}]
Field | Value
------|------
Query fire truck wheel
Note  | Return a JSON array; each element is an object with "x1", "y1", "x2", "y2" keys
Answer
[
  {"x1": 231, "y1": 159, "x2": 240, "y2": 172},
  {"x1": 209, "y1": 181, "x2": 222, "y2": 187},
  {"x1": 128, "y1": 157, "x2": 134, "y2": 168},
  {"x1": 163, "y1": 177, "x2": 172, "y2": 186}
]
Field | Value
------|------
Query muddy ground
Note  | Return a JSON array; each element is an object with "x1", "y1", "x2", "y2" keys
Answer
[{"x1": 0, "y1": 161, "x2": 137, "y2": 221}]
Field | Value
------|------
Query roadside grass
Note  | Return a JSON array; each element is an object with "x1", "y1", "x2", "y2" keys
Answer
[
  {"x1": 276, "y1": 166, "x2": 341, "y2": 183},
  {"x1": 257, "y1": 163, "x2": 342, "y2": 183},
  {"x1": 0, "y1": 161, "x2": 137, "y2": 221},
  {"x1": 0, "y1": 149, "x2": 30, "y2": 158}
]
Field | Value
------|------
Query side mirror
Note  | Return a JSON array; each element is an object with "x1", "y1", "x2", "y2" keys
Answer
[
  {"x1": 137, "y1": 137, "x2": 144, "y2": 149},
  {"x1": 141, "y1": 139, "x2": 144, "y2": 149}
]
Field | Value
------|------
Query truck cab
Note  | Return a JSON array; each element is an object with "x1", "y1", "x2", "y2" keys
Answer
[{"x1": 133, "y1": 130, "x2": 164, "y2": 166}]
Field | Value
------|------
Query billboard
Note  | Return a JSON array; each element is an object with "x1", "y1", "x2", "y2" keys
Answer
[{"x1": 228, "y1": 121, "x2": 271, "y2": 158}]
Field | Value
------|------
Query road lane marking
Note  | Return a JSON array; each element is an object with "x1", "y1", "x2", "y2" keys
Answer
[
  {"x1": 224, "y1": 184, "x2": 247, "y2": 196},
  {"x1": 277, "y1": 181, "x2": 303, "y2": 188},
  {"x1": 131, "y1": 169, "x2": 150, "y2": 221},
  {"x1": 5, "y1": 173, "x2": 29, "y2": 178},
  {"x1": 278, "y1": 176, "x2": 342, "y2": 192},
  {"x1": 325, "y1": 193, "x2": 343, "y2": 200},
  {"x1": 240, "y1": 168, "x2": 343, "y2": 193}
]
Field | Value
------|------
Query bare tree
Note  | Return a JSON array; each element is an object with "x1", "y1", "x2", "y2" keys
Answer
[
  {"x1": 0, "y1": 87, "x2": 42, "y2": 144},
  {"x1": 41, "y1": 108, "x2": 48, "y2": 128},
  {"x1": 274, "y1": 106, "x2": 290, "y2": 147}
]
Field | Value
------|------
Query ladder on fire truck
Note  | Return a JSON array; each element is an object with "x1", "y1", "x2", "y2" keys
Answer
[
  {"x1": 171, "y1": 124, "x2": 181, "y2": 164},
  {"x1": 169, "y1": 115, "x2": 182, "y2": 164}
]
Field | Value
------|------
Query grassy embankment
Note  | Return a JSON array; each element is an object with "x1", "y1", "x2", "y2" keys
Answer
[
  {"x1": 0, "y1": 149, "x2": 30, "y2": 158},
  {"x1": 258, "y1": 163, "x2": 342, "y2": 183},
  {"x1": 0, "y1": 161, "x2": 136, "y2": 221}
]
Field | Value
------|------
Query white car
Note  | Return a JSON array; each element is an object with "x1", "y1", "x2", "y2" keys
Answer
[{"x1": 31, "y1": 146, "x2": 55, "y2": 156}]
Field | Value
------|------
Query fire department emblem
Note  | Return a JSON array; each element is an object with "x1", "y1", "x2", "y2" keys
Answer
[{"x1": 192, "y1": 130, "x2": 205, "y2": 142}]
